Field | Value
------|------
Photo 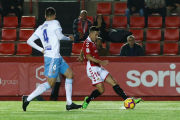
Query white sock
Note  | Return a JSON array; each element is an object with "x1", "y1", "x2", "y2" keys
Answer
[
  {"x1": 27, "y1": 82, "x2": 51, "y2": 101},
  {"x1": 65, "y1": 78, "x2": 73, "y2": 105}
]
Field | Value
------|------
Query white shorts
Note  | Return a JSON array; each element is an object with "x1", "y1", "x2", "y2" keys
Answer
[{"x1": 87, "y1": 62, "x2": 109, "y2": 85}]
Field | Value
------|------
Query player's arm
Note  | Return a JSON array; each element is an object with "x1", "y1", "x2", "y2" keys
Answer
[
  {"x1": 27, "y1": 34, "x2": 44, "y2": 53},
  {"x1": 78, "y1": 49, "x2": 84, "y2": 62},
  {"x1": 86, "y1": 54, "x2": 109, "y2": 66},
  {"x1": 55, "y1": 29, "x2": 74, "y2": 41}
]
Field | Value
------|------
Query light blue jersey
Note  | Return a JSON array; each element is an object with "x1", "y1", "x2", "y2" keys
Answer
[{"x1": 27, "y1": 20, "x2": 70, "y2": 78}]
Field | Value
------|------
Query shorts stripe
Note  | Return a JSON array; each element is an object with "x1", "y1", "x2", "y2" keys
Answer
[
  {"x1": 104, "y1": 73, "x2": 109, "y2": 81},
  {"x1": 48, "y1": 58, "x2": 54, "y2": 76}
]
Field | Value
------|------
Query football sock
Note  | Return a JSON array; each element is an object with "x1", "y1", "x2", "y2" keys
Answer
[
  {"x1": 113, "y1": 84, "x2": 128, "y2": 100},
  {"x1": 65, "y1": 78, "x2": 73, "y2": 105},
  {"x1": 27, "y1": 82, "x2": 51, "y2": 102},
  {"x1": 86, "y1": 89, "x2": 102, "y2": 103}
]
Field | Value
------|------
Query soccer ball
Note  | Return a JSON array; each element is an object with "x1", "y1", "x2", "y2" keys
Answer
[{"x1": 124, "y1": 98, "x2": 135, "y2": 109}]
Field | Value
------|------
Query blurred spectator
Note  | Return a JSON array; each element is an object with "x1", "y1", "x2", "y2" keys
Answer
[
  {"x1": 73, "y1": 10, "x2": 92, "y2": 43},
  {"x1": 144, "y1": 0, "x2": 166, "y2": 27},
  {"x1": 95, "y1": 37, "x2": 108, "y2": 56},
  {"x1": 1, "y1": 0, "x2": 24, "y2": 23},
  {"x1": 93, "y1": 14, "x2": 107, "y2": 42},
  {"x1": 119, "y1": 35, "x2": 144, "y2": 56},
  {"x1": 125, "y1": 0, "x2": 145, "y2": 24},
  {"x1": 166, "y1": 0, "x2": 180, "y2": 16}
]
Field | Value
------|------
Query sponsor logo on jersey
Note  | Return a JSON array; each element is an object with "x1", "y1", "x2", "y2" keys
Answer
[{"x1": 86, "y1": 48, "x2": 90, "y2": 53}]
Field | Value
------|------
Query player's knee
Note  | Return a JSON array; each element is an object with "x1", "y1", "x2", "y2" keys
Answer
[
  {"x1": 43, "y1": 82, "x2": 51, "y2": 90},
  {"x1": 47, "y1": 81, "x2": 55, "y2": 88},
  {"x1": 67, "y1": 71, "x2": 74, "y2": 79},
  {"x1": 98, "y1": 88, "x2": 105, "y2": 94}
]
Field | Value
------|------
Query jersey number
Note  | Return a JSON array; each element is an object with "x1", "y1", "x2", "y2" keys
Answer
[{"x1": 43, "y1": 29, "x2": 49, "y2": 43}]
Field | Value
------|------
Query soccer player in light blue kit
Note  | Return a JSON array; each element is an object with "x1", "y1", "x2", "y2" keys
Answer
[{"x1": 22, "y1": 7, "x2": 82, "y2": 111}]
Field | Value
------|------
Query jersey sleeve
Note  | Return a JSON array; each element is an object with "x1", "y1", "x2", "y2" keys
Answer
[
  {"x1": 33, "y1": 26, "x2": 41, "y2": 38},
  {"x1": 53, "y1": 20, "x2": 62, "y2": 31},
  {"x1": 83, "y1": 41, "x2": 92, "y2": 57}
]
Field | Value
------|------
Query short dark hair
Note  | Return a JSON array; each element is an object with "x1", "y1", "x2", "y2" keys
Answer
[
  {"x1": 89, "y1": 26, "x2": 100, "y2": 33},
  {"x1": 45, "y1": 7, "x2": 56, "y2": 17}
]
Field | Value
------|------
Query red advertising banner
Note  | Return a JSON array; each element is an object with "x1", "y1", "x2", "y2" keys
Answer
[
  {"x1": 0, "y1": 61, "x2": 180, "y2": 97},
  {"x1": 0, "y1": 63, "x2": 19, "y2": 95}
]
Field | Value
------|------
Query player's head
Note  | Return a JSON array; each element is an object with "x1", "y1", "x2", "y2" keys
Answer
[
  {"x1": 95, "y1": 37, "x2": 102, "y2": 48},
  {"x1": 45, "y1": 7, "x2": 56, "y2": 20},
  {"x1": 127, "y1": 35, "x2": 135, "y2": 47},
  {"x1": 80, "y1": 10, "x2": 87, "y2": 20},
  {"x1": 89, "y1": 26, "x2": 100, "y2": 42}
]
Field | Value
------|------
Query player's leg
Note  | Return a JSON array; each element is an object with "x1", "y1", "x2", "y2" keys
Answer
[
  {"x1": 22, "y1": 77, "x2": 56, "y2": 111},
  {"x1": 105, "y1": 74, "x2": 141, "y2": 104},
  {"x1": 59, "y1": 58, "x2": 82, "y2": 110},
  {"x1": 82, "y1": 83, "x2": 104, "y2": 109},
  {"x1": 105, "y1": 74, "x2": 128, "y2": 100},
  {"x1": 22, "y1": 57, "x2": 59, "y2": 111}
]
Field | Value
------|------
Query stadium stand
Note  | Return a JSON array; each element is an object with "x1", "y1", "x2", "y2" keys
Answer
[
  {"x1": 165, "y1": 17, "x2": 180, "y2": 28},
  {"x1": 3, "y1": 17, "x2": 18, "y2": 28},
  {"x1": 129, "y1": 29, "x2": 143, "y2": 42},
  {"x1": 109, "y1": 43, "x2": 124, "y2": 55},
  {"x1": 148, "y1": 17, "x2": 162, "y2": 28},
  {"x1": 112, "y1": 16, "x2": 127, "y2": 29},
  {"x1": 164, "y1": 29, "x2": 179, "y2": 42},
  {"x1": 16, "y1": 43, "x2": 32, "y2": 55},
  {"x1": 97, "y1": 3, "x2": 111, "y2": 15},
  {"x1": 146, "y1": 29, "x2": 161, "y2": 42},
  {"x1": 1, "y1": 29, "x2": 17, "y2": 42},
  {"x1": 20, "y1": 16, "x2": 36, "y2": 28},
  {"x1": 130, "y1": 17, "x2": 145, "y2": 28},
  {"x1": 114, "y1": 3, "x2": 127, "y2": 15},
  {"x1": 0, "y1": 43, "x2": 15, "y2": 55},
  {"x1": 145, "y1": 43, "x2": 160, "y2": 55},
  {"x1": 19, "y1": 29, "x2": 34, "y2": 41},
  {"x1": 71, "y1": 43, "x2": 83, "y2": 55},
  {"x1": 163, "y1": 43, "x2": 178, "y2": 55}
]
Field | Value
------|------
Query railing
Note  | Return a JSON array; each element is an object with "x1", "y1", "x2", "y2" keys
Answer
[{"x1": 30, "y1": 0, "x2": 32, "y2": 14}]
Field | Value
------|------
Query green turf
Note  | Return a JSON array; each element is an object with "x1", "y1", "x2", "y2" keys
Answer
[{"x1": 0, "y1": 101, "x2": 179, "y2": 120}]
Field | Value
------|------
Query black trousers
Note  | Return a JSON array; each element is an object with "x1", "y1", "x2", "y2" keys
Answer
[
  {"x1": 144, "y1": 7, "x2": 167, "y2": 26},
  {"x1": 1, "y1": 7, "x2": 23, "y2": 23}
]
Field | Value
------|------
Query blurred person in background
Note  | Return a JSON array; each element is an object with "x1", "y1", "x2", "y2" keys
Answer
[
  {"x1": 93, "y1": 14, "x2": 107, "y2": 42},
  {"x1": 144, "y1": 0, "x2": 166, "y2": 27},
  {"x1": 125, "y1": 0, "x2": 145, "y2": 26},
  {"x1": 166, "y1": 0, "x2": 180, "y2": 16},
  {"x1": 119, "y1": 35, "x2": 144, "y2": 56},
  {"x1": 73, "y1": 10, "x2": 92, "y2": 43},
  {"x1": 1, "y1": 0, "x2": 24, "y2": 23}
]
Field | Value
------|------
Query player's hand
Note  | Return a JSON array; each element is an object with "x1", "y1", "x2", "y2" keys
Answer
[
  {"x1": 69, "y1": 35, "x2": 74, "y2": 41},
  {"x1": 42, "y1": 49, "x2": 45, "y2": 54},
  {"x1": 77, "y1": 56, "x2": 83, "y2": 63},
  {"x1": 100, "y1": 60, "x2": 109, "y2": 66}
]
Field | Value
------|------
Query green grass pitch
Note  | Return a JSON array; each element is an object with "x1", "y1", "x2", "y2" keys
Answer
[{"x1": 0, "y1": 101, "x2": 179, "y2": 120}]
